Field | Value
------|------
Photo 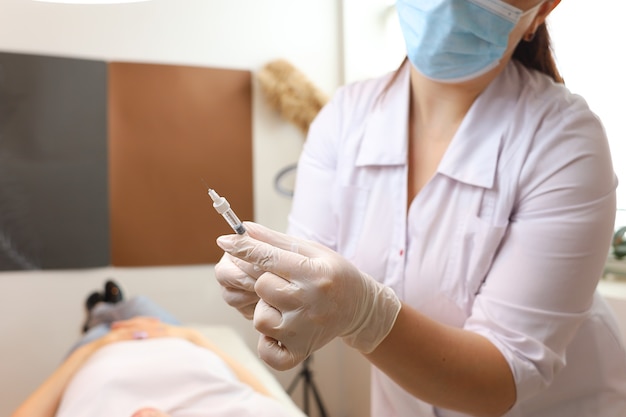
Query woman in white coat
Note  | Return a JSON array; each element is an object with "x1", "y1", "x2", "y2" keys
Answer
[{"x1": 215, "y1": 0, "x2": 626, "y2": 416}]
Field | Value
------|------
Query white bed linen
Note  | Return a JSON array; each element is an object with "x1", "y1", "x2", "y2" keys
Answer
[
  {"x1": 187, "y1": 325, "x2": 306, "y2": 417},
  {"x1": 56, "y1": 327, "x2": 305, "y2": 417}
]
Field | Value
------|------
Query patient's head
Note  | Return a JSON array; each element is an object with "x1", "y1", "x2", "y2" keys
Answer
[{"x1": 131, "y1": 407, "x2": 170, "y2": 417}]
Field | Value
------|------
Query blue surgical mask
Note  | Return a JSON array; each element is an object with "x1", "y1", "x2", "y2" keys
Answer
[{"x1": 396, "y1": 0, "x2": 538, "y2": 83}]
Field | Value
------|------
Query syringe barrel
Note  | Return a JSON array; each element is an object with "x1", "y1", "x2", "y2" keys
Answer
[
  {"x1": 208, "y1": 188, "x2": 246, "y2": 234},
  {"x1": 221, "y1": 209, "x2": 246, "y2": 235}
]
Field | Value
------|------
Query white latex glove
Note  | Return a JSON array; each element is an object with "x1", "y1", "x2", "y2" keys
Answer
[
  {"x1": 214, "y1": 252, "x2": 262, "y2": 320},
  {"x1": 216, "y1": 221, "x2": 402, "y2": 371}
]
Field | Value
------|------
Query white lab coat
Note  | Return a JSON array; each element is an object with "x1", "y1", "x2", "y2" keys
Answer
[{"x1": 288, "y1": 60, "x2": 626, "y2": 416}]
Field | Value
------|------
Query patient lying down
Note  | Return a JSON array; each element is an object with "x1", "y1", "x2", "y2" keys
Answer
[{"x1": 10, "y1": 282, "x2": 294, "y2": 417}]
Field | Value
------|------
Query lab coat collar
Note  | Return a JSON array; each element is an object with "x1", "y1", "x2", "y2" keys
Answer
[
  {"x1": 437, "y1": 64, "x2": 520, "y2": 189},
  {"x1": 357, "y1": 61, "x2": 521, "y2": 190},
  {"x1": 356, "y1": 63, "x2": 411, "y2": 167}
]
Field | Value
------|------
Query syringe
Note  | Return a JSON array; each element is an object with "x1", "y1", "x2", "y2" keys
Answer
[{"x1": 208, "y1": 188, "x2": 247, "y2": 235}]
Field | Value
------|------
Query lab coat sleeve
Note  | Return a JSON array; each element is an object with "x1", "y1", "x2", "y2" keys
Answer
[
  {"x1": 287, "y1": 88, "x2": 344, "y2": 249},
  {"x1": 464, "y1": 103, "x2": 618, "y2": 404}
]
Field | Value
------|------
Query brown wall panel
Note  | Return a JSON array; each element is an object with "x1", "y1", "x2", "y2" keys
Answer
[{"x1": 109, "y1": 62, "x2": 253, "y2": 266}]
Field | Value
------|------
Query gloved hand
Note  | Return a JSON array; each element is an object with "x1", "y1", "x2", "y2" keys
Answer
[
  {"x1": 214, "y1": 252, "x2": 262, "y2": 320},
  {"x1": 216, "y1": 221, "x2": 402, "y2": 371}
]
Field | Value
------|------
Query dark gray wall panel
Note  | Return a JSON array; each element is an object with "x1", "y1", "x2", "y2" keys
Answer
[{"x1": 0, "y1": 52, "x2": 108, "y2": 270}]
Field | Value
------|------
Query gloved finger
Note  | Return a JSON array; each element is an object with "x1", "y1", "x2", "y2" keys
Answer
[
  {"x1": 221, "y1": 287, "x2": 259, "y2": 308},
  {"x1": 230, "y1": 255, "x2": 265, "y2": 279},
  {"x1": 254, "y1": 271, "x2": 302, "y2": 311},
  {"x1": 214, "y1": 253, "x2": 258, "y2": 292},
  {"x1": 215, "y1": 251, "x2": 264, "y2": 280},
  {"x1": 253, "y1": 298, "x2": 283, "y2": 338},
  {"x1": 217, "y1": 232, "x2": 313, "y2": 281},
  {"x1": 257, "y1": 333, "x2": 302, "y2": 371},
  {"x1": 239, "y1": 303, "x2": 256, "y2": 320},
  {"x1": 220, "y1": 287, "x2": 258, "y2": 319},
  {"x1": 243, "y1": 221, "x2": 331, "y2": 259}
]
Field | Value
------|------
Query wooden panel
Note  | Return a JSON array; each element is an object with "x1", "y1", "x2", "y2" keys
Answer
[{"x1": 109, "y1": 62, "x2": 253, "y2": 266}]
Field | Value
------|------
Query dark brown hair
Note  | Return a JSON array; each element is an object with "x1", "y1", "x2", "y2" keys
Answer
[{"x1": 512, "y1": 22, "x2": 564, "y2": 83}]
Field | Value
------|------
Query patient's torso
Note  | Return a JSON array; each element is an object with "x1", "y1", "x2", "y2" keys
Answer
[{"x1": 56, "y1": 338, "x2": 290, "y2": 417}]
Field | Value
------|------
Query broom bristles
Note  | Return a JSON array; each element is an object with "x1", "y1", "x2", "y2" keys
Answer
[{"x1": 257, "y1": 59, "x2": 329, "y2": 135}]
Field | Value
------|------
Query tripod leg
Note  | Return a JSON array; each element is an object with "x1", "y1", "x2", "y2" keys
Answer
[
  {"x1": 286, "y1": 357, "x2": 328, "y2": 417},
  {"x1": 307, "y1": 377, "x2": 329, "y2": 417},
  {"x1": 287, "y1": 371, "x2": 302, "y2": 394},
  {"x1": 287, "y1": 369, "x2": 311, "y2": 415},
  {"x1": 303, "y1": 373, "x2": 310, "y2": 415}
]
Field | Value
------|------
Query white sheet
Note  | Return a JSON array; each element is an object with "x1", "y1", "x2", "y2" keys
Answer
[{"x1": 188, "y1": 324, "x2": 306, "y2": 417}]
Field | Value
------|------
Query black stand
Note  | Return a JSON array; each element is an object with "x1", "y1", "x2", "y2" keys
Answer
[{"x1": 287, "y1": 356, "x2": 329, "y2": 417}]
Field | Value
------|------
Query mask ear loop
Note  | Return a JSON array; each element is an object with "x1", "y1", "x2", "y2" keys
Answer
[{"x1": 520, "y1": 2, "x2": 544, "y2": 43}]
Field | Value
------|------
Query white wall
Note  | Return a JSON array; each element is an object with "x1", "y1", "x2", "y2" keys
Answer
[
  {"x1": 0, "y1": 1, "x2": 371, "y2": 417},
  {"x1": 341, "y1": 0, "x2": 404, "y2": 84},
  {"x1": 0, "y1": 0, "x2": 342, "y2": 233},
  {"x1": 548, "y1": 0, "x2": 626, "y2": 212}
]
